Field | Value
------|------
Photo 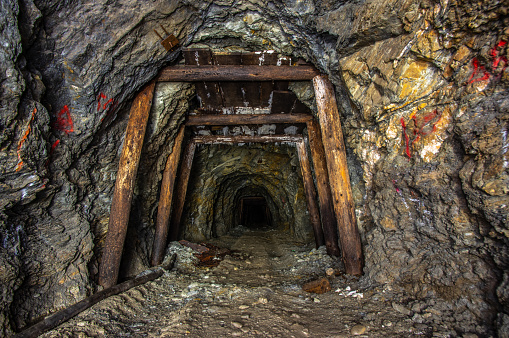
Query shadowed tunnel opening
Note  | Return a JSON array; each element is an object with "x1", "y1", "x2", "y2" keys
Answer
[
  {"x1": 239, "y1": 196, "x2": 272, "y2": 229},
  {"x1": 181, "y1": 144, "x2": 313, "y2": 243}
]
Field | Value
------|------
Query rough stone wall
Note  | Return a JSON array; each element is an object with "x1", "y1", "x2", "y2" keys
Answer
[
  {"x1": 0, "y1": 0, "x2": 507, "y2": 335},
  {"x1": 182, "y1": 144, "x2": 312, "y2": 242}
]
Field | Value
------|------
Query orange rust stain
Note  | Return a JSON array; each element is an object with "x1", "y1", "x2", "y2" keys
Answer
[{"x1": 15, "y1": 107, "x2": 37, "y2": 171}]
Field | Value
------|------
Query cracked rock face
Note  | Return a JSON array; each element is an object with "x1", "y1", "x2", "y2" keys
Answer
[{"x1": 0, "y1": 0, "x2": 508, "y2": 336}]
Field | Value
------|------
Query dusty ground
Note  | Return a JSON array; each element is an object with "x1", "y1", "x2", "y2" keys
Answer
[{"x1": 41, "y1": 227, "x2": 474, "y2": 337}]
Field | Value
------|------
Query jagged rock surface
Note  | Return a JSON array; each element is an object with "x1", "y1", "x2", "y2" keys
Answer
[{"x1": 0, "y1": 0, "x2": 507, "y2": 336}]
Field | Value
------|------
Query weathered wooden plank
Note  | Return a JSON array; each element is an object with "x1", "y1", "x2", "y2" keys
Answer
[
  {"x1": 98, "y1": 81, "x2": 156, "y2": 288},
  {"x1": 168, "y1": 141, "x2": 197, "y2": 241},
  {"x1": 296, "y1": 140, "x2": 325, "y2": 248},
  {"x1": 157, "y1": 65, "x2": 320, "y2": 82},
  {"x1": 312, "y1": 75, "x2": 363, "y2": 275},
  {"x1": 192, "y1": 134, "x2": 303, "y2": 145},
  {"x1": 150, "y1": 126, "x2": 186, "y2": 266},
  {"x1": 306, "y1": 119, "x2": 341, "y2": 257},
  {"x1": 214, "y1": 52, "x2": 244, "y2": 108},
  {"x1": 186, "y1": 113, "x2": 313, "y2": 126},
  {"x1": 183, "y1": 49, "x2": 224, "y2": 110}
]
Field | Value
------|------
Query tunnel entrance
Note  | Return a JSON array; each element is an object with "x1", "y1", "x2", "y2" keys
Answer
[{"x1": 240, "y1": 196, "x2": 273, "y2": 229}]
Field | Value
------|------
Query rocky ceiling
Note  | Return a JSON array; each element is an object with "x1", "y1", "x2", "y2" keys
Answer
[{"x1": 1, "y1": 0, "x2": 508, "y2": 336}]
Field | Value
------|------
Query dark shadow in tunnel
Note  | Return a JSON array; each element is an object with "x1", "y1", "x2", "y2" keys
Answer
[{"x1": 240, "y1": 196, "x2": 273, "y2": 229}]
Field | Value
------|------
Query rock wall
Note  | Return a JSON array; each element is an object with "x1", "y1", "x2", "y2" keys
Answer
[{"x1": 0, "y1": 0, "x2": 507, "y2": 335}]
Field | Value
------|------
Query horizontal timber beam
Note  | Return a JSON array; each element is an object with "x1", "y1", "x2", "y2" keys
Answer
[
  {"x1": 157, "y1": 65, "x2": 320, "y2": 82},
  {"x1": 192, "y1": 135, "x2": 303, "y2": 145},
  {"x1": 186, "y1": 113, "x2": 313, "y2": 126}
]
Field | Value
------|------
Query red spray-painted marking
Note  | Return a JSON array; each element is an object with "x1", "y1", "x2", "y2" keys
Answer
[
  {"x1": 98, "y1": 93, "x2": 117, "y2": 123},
  {"x1": 97, "y1": 93, "x2": 114, "y2": 112},
  {"x1": 44, "y1": 139, "x2": 61, "y2": 168},
  {"x1": 15, "y1": 107, "x2": 37, "y2": 171},
  {"x1": 54, "y1": 105, "x2": 74, "y2": 134},
  {"x1": 469, "y1": 41, "x2": 508, "y2": 83},
  {"x1": 401, "y1": 110, "x2": 442, "y2": 158},
  {"x1": 468, "y1": 58, "x2": 491, "y2": 83}
]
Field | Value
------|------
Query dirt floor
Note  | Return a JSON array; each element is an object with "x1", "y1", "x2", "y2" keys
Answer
[{"x1": 41, "y1": 227, "x2": 466, "y2": 337}]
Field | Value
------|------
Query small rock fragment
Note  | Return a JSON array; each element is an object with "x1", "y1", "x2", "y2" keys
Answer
[
  {"x1": 350, "y1": 324, "x2": 367, "y2": 335},
  {"x1": 302, "y1": 278, "x2": 331, "y2": 294},
  {"x1": 231, "y1": 321, "x2": 243, "y2": 328},
  {"x1": 326, "y1": 268, "x2": 335, "y2": 276},
  {"x1": 392, "y1": 302, "x2": 413, "y2": 316},
  {"x1": 239, "y1": 305, "x2": 249, "y2": 310},
  {"x1": 258, "y1": 297, "x2": 268, "y2": 304}
]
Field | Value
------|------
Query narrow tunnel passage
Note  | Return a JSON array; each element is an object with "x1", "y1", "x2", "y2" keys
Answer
[{"x1": 239, "y1": 196, "x2": 272, "y2": 229}]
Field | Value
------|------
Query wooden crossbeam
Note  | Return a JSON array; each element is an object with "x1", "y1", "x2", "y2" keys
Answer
[
  {"x1": 186, "y1": 113, "x2": 312, "y2": 126},
  {"x1": 157, "y1": 65, "x2": 320, "y2": 82},
  {"x1": 192, "y1": 134, "x2": 303, "y2": 144}
]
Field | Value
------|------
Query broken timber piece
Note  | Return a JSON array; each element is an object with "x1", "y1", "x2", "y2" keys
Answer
[
  {"x1": 153, "y1": 24, "x2": 179, "y2": 51},
  {"x1": 296, "y1": 140, "x2": 325, "y2": 248},
  {"x1": 98, "y1": 81, "x2": 156, "y2": 288},
  {"x1": 168, "y1": 141, "x2": 196, "y2": 241},
  {"x1": 312, "y1": 75, "x2": 364, "y2": 276},
  {"x1": 151, "y1": 126, "x2": 186, "y2": 266},
  {"x1": 306, "y1": 119, "x2": 341, "y2": 257},
  {"x1": 15, "y1": 254, "x2": 176, "y2": 338}
]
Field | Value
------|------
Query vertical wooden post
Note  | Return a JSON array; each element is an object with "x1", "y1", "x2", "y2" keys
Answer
[
  {"x1": 150, "y1": 126, "x2": 186, "y2": 266},
  {"x1": 306, "y1": 119, "x2": 341, "y2": 257},
  {"x1": 99, "y1": 82, "x2": 156, "y2": 288},
  {"x1": 312, "y1": 75, "x2": 363, "y2": 275},
  {"x1": 168, "y1": 140, "x2": 196, "y2": 241},
  {"x1": 296, "y1": 140, "x2": 325, "y2": 248}
]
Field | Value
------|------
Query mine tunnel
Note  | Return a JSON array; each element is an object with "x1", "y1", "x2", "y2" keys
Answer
[{"x1": 2, "y1": 1, "x2": 509, "y2": 337}]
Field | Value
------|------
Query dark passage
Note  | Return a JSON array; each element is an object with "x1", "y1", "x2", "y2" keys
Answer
[{"x1": 240, "y1": 197, "x2": 272, "y2": 229}]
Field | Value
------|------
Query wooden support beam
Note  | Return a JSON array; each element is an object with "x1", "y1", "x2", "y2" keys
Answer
[
  {"x1": 186, "y1": 113, "x2": 312, "y2": 126},
  {"x1": 296, "y1": 140, "x2": 325, "y2": 248},
  {"x1": 192, "y1": 135, "x2": 303, "y2": 145},
  {"x1": 150, "y1": 126, "x2": 186, "y2": 266},
  {"x1": 312, "y1": 75, "x2": 364, "y2": 276},
  {"x1": 98, "y1": 82, "x2": 156, "y2": 288},
  {"x1": 306, "y1": 119, "x2": 341, "y2": 257},
  {"x1": 168, "y1": 141, "x2": 196, "y2": 241},
  {"x1": 157, "y1": 65, "x2": 320, "y2": 82}
]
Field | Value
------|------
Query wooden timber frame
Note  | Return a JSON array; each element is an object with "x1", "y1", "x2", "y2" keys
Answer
[{"x1": 99, "y1": 60, "x2": 363, "y2": 288}]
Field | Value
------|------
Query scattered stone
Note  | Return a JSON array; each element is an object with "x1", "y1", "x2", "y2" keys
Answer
[
  {"x1": 392, "y1": 302, "x2": 413, "y2": 316},
  {"x1": 239, "y1": 305, "x2": 249, "y2": 310},
  {"x1": 258, "y1": 297, "x2": 268, "y2": 304},
  {"x1": 326, "y1": 268, "x2": 335, "y2": 276},
  {"x1": 313, "y1": 298, "x2": 321, "y2": 303},
  {"x1": 291, "y1": 313, "x2": 301, "y2": 318},
  {"x1": 350, "y1": 324, "x2": 367, "y2": 335},
  {"x1": 231, "y1": 321, "x2": 243, "y2": 328},
  {"x1": 302, "y1": 278, "x2": 331, "y2": 294}
]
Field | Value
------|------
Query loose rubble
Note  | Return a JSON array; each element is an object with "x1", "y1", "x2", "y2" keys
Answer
[{"x1": 41, "y1": 227, "x2": 488, "y2": 337}]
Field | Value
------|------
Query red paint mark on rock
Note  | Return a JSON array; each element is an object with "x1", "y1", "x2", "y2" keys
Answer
[
  {"x1": 54, "y1": 105, "x2": 74, "y2": 134},
  {"x1": 468, "y1": 58, "x2": 491, "y2": 83},
  {"x1": 401, "y1": 110, "x2": 442, "y2": 158},
  {"x1": 16, "y1": 107, "x2": 37, "y2": 171}
]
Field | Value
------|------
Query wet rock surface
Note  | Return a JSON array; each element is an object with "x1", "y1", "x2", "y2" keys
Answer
[{"x1": 0, "y1": 0, "x2": 507, "y2": 336}]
